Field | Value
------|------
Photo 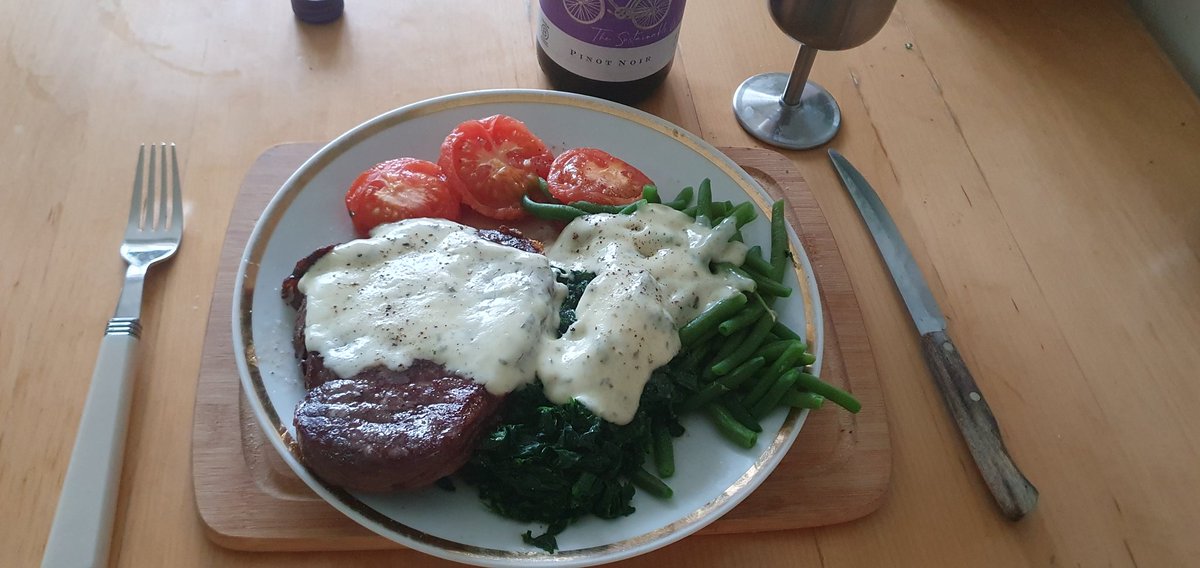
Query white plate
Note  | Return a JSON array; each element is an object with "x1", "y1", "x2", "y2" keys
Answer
[{"x1": 232, "y1": 90, "x2": 823, "y2": 567}]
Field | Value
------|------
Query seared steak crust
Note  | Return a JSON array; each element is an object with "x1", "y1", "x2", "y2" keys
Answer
[
  {"x1": 294, "y1": 361, "x2": 504, "y2": 492},
  {"x1": 477, "y1": 226, "x2": 544, "y2": 254},
  {"x1": 282, "y1": 244, "x2": 334, "y2": 311}
]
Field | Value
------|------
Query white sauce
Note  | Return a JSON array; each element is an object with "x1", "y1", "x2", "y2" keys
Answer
[
  {"x1": 538, "y1": 205, "x2": 751, "y2": 423},
  {"x1": 537, "y1": 269, "x2": 680, "y2": 424},
  {"x1": 297, "y1": 205, "x2": 752, "y2": 425},
  {"x1": 546, "y1": 205, "x2": 751, "y2": 326},
  {"x1": 297, "y1": 219, "x2": 561, "y2": 396}
]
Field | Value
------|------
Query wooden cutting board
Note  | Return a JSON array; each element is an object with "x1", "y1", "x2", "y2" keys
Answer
[{"x1": 191, "y1": 143, "x2": 891, "y2": 551}]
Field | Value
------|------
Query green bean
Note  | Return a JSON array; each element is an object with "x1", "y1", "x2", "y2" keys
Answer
[
  {"x1": 781, "y1": 390, "x2": 825, "y2": 409},
  {"x1": 683, "y1": 356, "x2": 765, "y2": 412},
  {"x1": 521, "y1": 195, "x2": 588, "y2": 221},
  {"x1": 722, "y1": 398, "x2": 763, "y2": 433},
  {"x1": 770, "y1": 199, "x2": 789, "y2": 280},
  {"x1": 716, "y1": 356, "x2": 766, "y2": 389},
  {"x1": 666, "y1": 186, "x2": 694, "y2": 210},
  {"x1": 652, "y1": 423, "x2": 675, "y2": 478},
  {"x1": 771, "y1": 321, "x2": 803, "y2": 341},
  {"x1": 794, "y1": 372, "x2": 862, "y2": 413},
  {"x1": 742, "y1": 343, "x2": 806, "y2": 408},
  {"x1": 691, "y1": 326, "x2": 722, "y2": 352},
  {"x1": 679, "y1": 294, "x2": 748, "y2": 346},
  {"x1": 751, "y1": 368, "x2": 802, "y2": 419},
  {"x1": 681, "y1": 382, "x2": 727, "y2": 413},
  {"x1": 702, "y1": 327, "x2": 748, "y2": 380},
  {"x1": 713, "y1": 262, "x2": 742, "y2": 278},
  {"x1": 630, "y1": 467, "x2": 673, "y2": 499},
  {"x1": 800, "y1": 352, "x2": 817, "y2": 366},
  {"x1": 696, "y1": 179, "x2": 713, "y2": 222},
  {"x1": 729, "y1": 202, "x2": 758, "y2": 228},
  {"x1": 711, "y1": 310, "x2": 776, "y2": 376},
  {"x1": 752, "y1": 289, "x2": 774, "y2": 313},
  {"x1": 682, "y1": 205, "x2": 697, "y2": 217},
  {"x1": 743, "y1": 246, "x2": 777, "y2": 278},
  {"x1": 741, "y1": 266, "x2": 793, "y2": 297},
  {"x1": 760, "y1": 339, "x2": 804, "y2": 361},
  {"x1": 770, "y1": 343, "x2": 809, "y2": 375},
  {"x1": 619, "y1": 198, "x2": 648, "y2": 214},
  {"x1": 683, "y1": 331, "x2": 720, "y2": 378},
  {"x1": 717, "y1": 263, "x2": 792, "y2": 298},
  {"x1": 710, "y1": 200, "x2": 731, "y2": 220},
  {"x1": 712, "y1": 327, "x2": 749, "y2": 362},
  {"x1": 641, "y1": 184, "x2": 661, "y2": 204},
  {"x1": 569, "y1": 200, "x2": 625, "y2": 214},
  {"x1": 718, "y1": 301, "x2": 764, "y2": 336},
  {"x1": 534, "y1": 177, "x2": 557, "y2": 202},
  {"x1": 707, "y1": 403, "x2": 758, "y2": 448},
  {"x1": 729, "y1": 230, "x2": 743, "y2": 243}
]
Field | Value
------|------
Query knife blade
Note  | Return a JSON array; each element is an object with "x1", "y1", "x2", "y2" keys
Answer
[{"x1": 828, "y1": 149, "x2": 1038, "y2": 521}]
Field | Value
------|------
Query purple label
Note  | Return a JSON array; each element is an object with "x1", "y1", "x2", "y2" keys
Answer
[{"x1": 541, "y1": 0, "x2": 686, "y2": 48}]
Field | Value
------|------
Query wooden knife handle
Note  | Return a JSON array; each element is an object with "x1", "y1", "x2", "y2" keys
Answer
[{"x1": 919, "y1": 330, "x2": 1038, "y2": 520}]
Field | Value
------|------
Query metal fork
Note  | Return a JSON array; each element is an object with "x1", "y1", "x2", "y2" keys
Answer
[{"x1": 43, "y1": 144, "x2": 183, "y2": 568}]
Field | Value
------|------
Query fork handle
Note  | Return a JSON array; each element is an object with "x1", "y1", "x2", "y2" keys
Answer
[{"x1": 43, "y1": 322, "x2": 140, "y2": 568}]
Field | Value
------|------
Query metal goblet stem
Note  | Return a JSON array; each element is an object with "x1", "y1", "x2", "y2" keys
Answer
[
  {"x1": 733, "y1": 44, "x2": 841, "y2": 150},
  {"x1": 780, "y1": 44, "x2": 817, "y2": 105},
  {"x1": 735, "y1": 0, "x2": 896, "y2": 150}
]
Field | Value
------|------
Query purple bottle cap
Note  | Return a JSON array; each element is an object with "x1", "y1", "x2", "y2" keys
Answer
[{"x1": 292, "y1": 0, "x2": 343, "y2": 24}]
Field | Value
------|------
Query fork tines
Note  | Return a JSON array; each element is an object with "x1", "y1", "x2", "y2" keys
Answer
[{"x1": 129, "y1": 143, "x2": 182, "y2": 234}]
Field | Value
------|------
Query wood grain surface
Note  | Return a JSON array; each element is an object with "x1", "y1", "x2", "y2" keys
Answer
[
  {"x1": 191, "y1": 144, "x2": 889, "y2": 551},
  {"x1": 3, "y1": 0, "x2": 1199, "y2": 566}
]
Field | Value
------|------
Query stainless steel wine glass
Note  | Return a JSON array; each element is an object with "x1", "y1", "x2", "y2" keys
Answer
[{"x1": 733, "y1": 0, "x2": 897, "y2": 149}]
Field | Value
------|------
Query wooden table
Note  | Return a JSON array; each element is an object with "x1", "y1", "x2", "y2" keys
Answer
[{"x1": 3, "y1": 0, "x2": 1198, "y2": 565}]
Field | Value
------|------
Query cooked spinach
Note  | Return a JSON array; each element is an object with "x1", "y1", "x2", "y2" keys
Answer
[
  {"x1": 462, "y1": 385, "x2": 642, "y2": 551},
  {"x1": 554, "y1": 269, "x2": 595, "y2": 336},
  {"x1": 462, "y1": 269, "x2": 692, "y2": 553},
  {"x1": 462, "y1": 368, "x2": 686, "y2": 553},
  {"x1": 522, "y1": 530, "x2": 560, "y2": 553}
]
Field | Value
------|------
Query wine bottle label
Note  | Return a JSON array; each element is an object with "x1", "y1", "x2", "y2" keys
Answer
[{"x1": 538, "y1": 0, "x2": 686, "y2": 83}]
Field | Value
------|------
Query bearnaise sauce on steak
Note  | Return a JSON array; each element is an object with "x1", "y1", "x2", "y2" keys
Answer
[
  {"x1": 297, "y1": 219, "x2": 560, "y2": 396},
  {"x1": 296, "y1": 205, "x2": 751, "y2": 425}
]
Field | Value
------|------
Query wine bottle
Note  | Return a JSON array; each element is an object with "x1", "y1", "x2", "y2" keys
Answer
[{"x1": 536, "y1": 0, "x2": 686, "y2": 104}]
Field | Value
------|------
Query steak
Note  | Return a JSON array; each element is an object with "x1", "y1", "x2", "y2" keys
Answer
[
  {"x1": 294, "y1": 362, "x2": 504, "y2": 492},
  {"x1": 282, "y1": 225, "x2": 539, "y2": 492}
]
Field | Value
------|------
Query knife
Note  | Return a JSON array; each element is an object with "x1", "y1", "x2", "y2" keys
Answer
[{"x1": 828, "y1": 149, "x2": 1038, "y2": 521}]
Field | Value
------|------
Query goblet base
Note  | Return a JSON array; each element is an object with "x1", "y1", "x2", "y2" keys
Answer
[{"x1": 733, "y1": 73, "x2": 841, "y2": 150}]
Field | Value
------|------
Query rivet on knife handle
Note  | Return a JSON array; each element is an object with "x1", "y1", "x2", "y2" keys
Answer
[{"x1": 919, "y1": 330, "x2": 1038, "y2": 520}]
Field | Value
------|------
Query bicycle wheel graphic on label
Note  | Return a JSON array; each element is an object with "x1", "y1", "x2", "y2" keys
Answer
[
  {"x1": 564, "y1": 0, "x2": 605, "y2": 24},
  {"x1": 629, "y1": 0, "x2": 670, "y2": 30}
]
